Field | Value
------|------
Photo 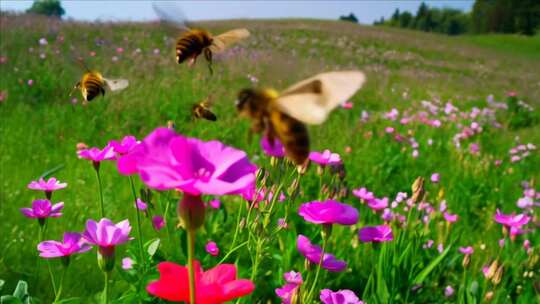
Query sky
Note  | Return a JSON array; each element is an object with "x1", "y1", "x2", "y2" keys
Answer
[{"x1": 0, "y1": 1, "x2": 474, "y2": 24}]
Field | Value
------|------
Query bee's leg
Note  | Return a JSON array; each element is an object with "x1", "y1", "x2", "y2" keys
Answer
[
  {"x1": 69, "y1": 82, "x2": 80, "y2": 96},
  {"x1": 204, "y1": 49, "x2": 213, "y2": 75}
]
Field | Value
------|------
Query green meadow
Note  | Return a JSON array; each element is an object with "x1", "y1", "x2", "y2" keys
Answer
[{"x1": 1, "y1": 14, "x2": 539, "y2": 303}]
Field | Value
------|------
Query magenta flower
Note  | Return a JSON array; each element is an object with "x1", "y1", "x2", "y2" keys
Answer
[
  {"x1": 109, "y1": 135, "x2": 139, "y2": 155},
  {"x1": 20, "y1": 199, "x2": 64, "y2": 219},
  {"x1": 493, "y1": 209, "x2": 530, "y2": 227},
  {"x1": 352, "y1": 187, "x2": 375, "y2": 201},
  {"x1": 205, "y1": 241, "x2": 219, "y2": 256},
  {"x1": 135, "y1": 198, "x2": 147, "y2": 211},
  {"x1": 298, "y1": 200, "x2": 358, "y2": 226},
  {"x1": 37, "y1": 232, "x2": 91, "y2": 258},
  {"x1": 341, "y1": 101, "x2": 353, "y2": 109},
  {"x1": 77, "y1": 146, "x2": 115, "y2": 165},
  {"x1": 297, "y1": 235, "x2": 346, "y2": 272},
  {"x1": 208, "y1": 199, "x2": 221, "y2": 209},
  {"x1": 431, "y1": 173, "x2": 440, "y2": 183},
  {"x1": 358, "y1": 225, "x2": 393, "y2": 243},
  {"x1": 275, "y1": 271, "x2": 303, "y2": 304},
  {"x1": 119, "y1": 128, "x2": 257, "y2": 195},
  {"x1": 260, "y1": 136, "x2": 285, "y2": 158},
  {"x1": 443, "y1": 212, "x2": 458, "y2": 223},
  {"x1": 320, "y1": 289, "x2": 363, "y2": 304},
  {"x1": 444, "y1": 286, "x2": 455, "y2": 297},
  {"x1": 459, "y1": 246, "x2": 474, "y2": 255},
  {"x1": 82, "y1": 218, "x2": 132, "y2": 254},
  {"x1": 27, "y1": 177, "x2": 67, "y2": 193},
  {"x1": 367, "y1": 197, "x2": 388, "y2": 211},
  {"x1": 309, "y1": 149, "x2": 341, "y2": 166},
  {"x1": 122, "y1": 257, "x2": 134, "y2": 270},
  {"x1": 152, "y1": 215, "x2": 165, "y2": 231}
]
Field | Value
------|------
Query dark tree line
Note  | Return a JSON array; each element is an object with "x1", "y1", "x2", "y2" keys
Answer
[
  {"x1": 374, "y1": 1, "x2": 540, "y2": 36},
  {"x1": 26, "y1": 0, "x2": 65, "y2": 17}
]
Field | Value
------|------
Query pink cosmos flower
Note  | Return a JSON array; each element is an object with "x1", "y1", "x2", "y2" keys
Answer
[
  {"x1": 443, "y1": 212, "x2": 458, "y2": 223},
  {"x1": 296, "y1": 235, "x2": 346, "y2": 272},
  {"x1": 309, "y1": 149, "x2": 341, "y2": 166},
  {"x1": 135, "y1": 198, "x2": 147, "y2": 211},
  {"x1": 444, "y1": 286, "x2": 455, "y2": 297},
  {"x1": 493, "y1": 209, "x2": 530, "y2": 227},
  {"x1": 275, "y1": 271, "x2": 303, "y2": 304},
  {"x1": 431, "y1": 173, "x2": 440, "y2": 183},
  {"x1": 260, "y1": 136, "x2": 285, "y2": 158},
  {"x1": 122, "y1": 257, "x2": 134, "y2": 270},
  {"x1": 77, "y1": 146, "x2": 116, "y2": 163},
  {"x1": 367, "y1": 197, "x2": 388, "y2": 211},
  {"x1": 20, "y1": 199, "x2": 64, "y2": 219},
  {"x1": 118, "y1": 128, "x2": 257, "y2": 195},
  {"x1": 109, "y1": 135, "x2": 139, "y2": 155},
  {"x1": 352, "y1": 187, "x2": 375, "y2": 201},
  {"x1": 358, "y1": 225, "x2": 393, "y2": 243},
  {"x1": 147, "y1": 261, "x2": 255, "y2": 303},
  {"x1": 320, "y1": 289, "x2": 363, "y2": 304},
  {"x1": 27, "y1": 177, "x2": 67, "y2": 194},
  {"x1": 298, "y1": 200, "x2": 359, "y2": 226},
  {"x1": 205, "y1": 241, "x2": 219, "y2": 256},
  {"x1": 37, "y1": 232, "x2": 91, "y2": 258},
  {"x1": 152, "y1": 215, "x2": 165, "y2": 231},
  {"x1": 82, "y1": 218, "x2": 132, "y2": 255},
  {"x1": 459, "y1": 246, "x2": 474, "y2": 255}
]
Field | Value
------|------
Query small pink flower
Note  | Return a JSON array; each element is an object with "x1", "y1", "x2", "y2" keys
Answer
[
  {"x1": 459, "y1": 246, "x2": 474, "y2": 255},
  {"x1": 431, "y1": 173, "x2": 440, "y2": 183},
  {"x1": 507, "y1": 91, "x2": 517, "y2": 97},
  {"x1": 37, "y1": 232, "x2": 91, "y2": 258},
  {"x1": 152, "y1": 215, "x2": 165, "y2": 231},
  {"x1": 469, "y1": 143, "x2": 480, "y2": 155},
  {"x1": 494, "y1": 159, "x2": 502, "y2": 166},
  {"x1": 20, "y1": 199, "x2": 64, "y2": 219},
  {"x1": 27, "y1": 79, "x2": 34, "y2": 86},
  {"x1": 444, "y1": 286, "x2": 454, "y2": 297},
  {"x1": 352, "y1": 187, "x2": 375, "y2": 202},
  {"x1": 498, "y1": 238, "x2": 505, "y2": 248},
  {"x1": 320, "y1": 289, "x2": 363, "y2": 304},
  {"x1": 298, "y1": 199, "x2": 359, "y2": 226},
  {"x1": 412, "y1": 150, "x2": 419, "y2": 158},
  {"x1": 208, "y1": 199, "x2": 221, "y2": 209},
  {"x1": 367, "y1": 197, "x2": 388, "y2": 211},
  {"x1": 39, "y1": 38, "x2": 48, "y2": 45},
  {"x1": 109, "y1": 135, "x2": 139, "y2": 155},
  {"x1": 523, "y1": 239, "x2": 530, "y2": 250},
  {"x1": 82, "y1": 218, "x2": 132, "y2": 257},
  {"x1": 0, "y1": 90, "x2": 7, "y2": 102},
  {"x1": 423, "y1": 240, "x2": 434, "y2": 249},
  {"x1": 275, "y1": 271, "x2": 303, "y2": 303},
  {"x1": 260, "y1": 135, "x2": 285, "y2": 158},
  {"x1": 28, "y1": 177, "x2": 67, "y2": 193},
  {"x1": 358, "y1": 225, "x2": 393, "y2": 243},
  {"x1": 437, "y1": 243, "x2": 444, "y2": 253},
  {"x1": 205, "y1": 241, "x2": 219, "y2": 256},
  {"x1": 77, "y1": 146, "x2": 116, "y2": 163},
  {"x1": 297, "y1": 235, "x2": 346, "y2": 272},
  {"x1": 135, "y1": 198, "x2": 147, "y2": 211},
  {"x1": 385, "y1": 127, "x2": 394, "y2": 134},
  {"x1": 76, "y1": 142, "x2": 88, "y2": 150},
  {"x1": 122, "y1": 257, "x2": 134, "y2": 270},
  {"x1": 493, "y1": 209, "x2": 530, "y2": 227},
  {"x1": 341, "y1": 101, "x2": 353, "y2": 109},
  {"x1": 89, "y1": 51, "x2": 96, "y2": 57},
  {"x1": 443, "y1": 212, "x2": 458, "y2": 223},
  {"x1": 277, "y1": 218, "x2": 288, "y2": 229},
  {"x1": 153, "y1": 48, "x2": 160, "y2": 55},
  {"x1": 0, "y1": 56, "x2": 7, "y2": 64},
  {"x1": 309, "y1": 149, "x2": 341, "y2": 166},
  {"x1": 116, "y1": 47, "x2": 124, "y2": 53}
]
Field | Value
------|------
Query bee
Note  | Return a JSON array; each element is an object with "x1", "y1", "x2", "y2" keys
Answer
[
  {"x1": 153, "y1": 2, "x2": 250, "y2": 73},
  {"x1": 71, "y1": 71, "x2": 129, "y2": 102},
  {"x1": 236, "y1": 71, "x2": 366, "y2": 165},
  {"x1": 192, "y1": 96, "x2": 217, "y2": 121}
]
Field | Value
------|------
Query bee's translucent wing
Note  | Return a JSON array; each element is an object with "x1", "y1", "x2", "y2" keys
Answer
[
  {"x1": 209, "y1": 29, "x2": 250, "y2": 53},
  {"x1": 275, "y1": 71, "x2": 366, "y2": 125},
  {"x1": 104, "y1": 78, "x2": 129, "y2": 92},
  {"x1": 152, "y1": 1, "x2": 191, "y2": 31}
]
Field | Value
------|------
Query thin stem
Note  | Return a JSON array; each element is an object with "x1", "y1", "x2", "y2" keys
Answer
[
  {"x1": 218, "y1": 241, "x2": 248, "y2": 264},
  {"x1": 40, "y1": 225, "x2": 58, "y2": 299},
  {"x1": 128, "y1": 176, "x2": 144, "y2": 267},
  {"x1": 306, "y1": 234, "x2": 328, "y2": 302},
  {"x1": 95, "y1": 168, "x2": 105, "y2": 218},
  {"x1": 54, "y1": 265, "x2": 68, "y2": 302},
  {"x1": 102, "y1": 271, "x2": 110, "y2": 304},
  {"x1": 187, "y1": 229, "x2": 196, "y2": 304},
  {"x1": 162, "y1": 194, "x2": 176, "y2": 258},
  {"x1": 227, "y1": 200, "x2": 244, "y2": 258}
]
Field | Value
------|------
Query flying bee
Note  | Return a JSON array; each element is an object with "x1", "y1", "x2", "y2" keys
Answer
[
  {"x1": 152, "y1": 2, "x2": 250, "y2": 74},
  {"x1": 236, "y1": 71, "x2": 366, "y2": 165},
  {"x1": 71, "y1": 71, "x2": 129, "y2": 102},
  {"x1": 192, "y1": 96, "x2": 217, "y2": 121}
]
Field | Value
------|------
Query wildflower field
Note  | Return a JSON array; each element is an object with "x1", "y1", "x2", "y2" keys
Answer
[{"x1": 1, "y1": 13, "x2": 540, "y2": 304}]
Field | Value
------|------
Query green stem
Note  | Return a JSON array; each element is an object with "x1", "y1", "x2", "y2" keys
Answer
[
  {"x1": 162, "y1": 194, "x2": 176, "y2": 258},
  {"x1": 128, "y1": 176, "x2": 145, "y2": 267},
  {"x1": 224, "y1": 201, "x2": 244, "y2": 262},
  {"x1": 218, "y1": 241, "x2": 248, "y2": 264},
  {"x1": 40, "y1": 225, "x2": 58, "y2": 299},
  {"x1": 95, "y1": 168, "x2": 105, "y2": 218},
  {"x1": 54, "y1": 265, "x2": 68, "y2": 302},
  {"x1": 306, "y1": 234, "x2": 328, "y2": 302},
  {"x1": 187, "y1": 229, "x2": 196, "y2": 304},
  {"x1": 102, "y1": 271, "x2": 110, "y2": 304}
]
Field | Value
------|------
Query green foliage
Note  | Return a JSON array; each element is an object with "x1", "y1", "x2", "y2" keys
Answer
[
  {"x1": 0, "y1": 280, "x2": 39, "y2": 304},
  {"x1": 339, "y1": 12, "x2": 358, "y2": 23},
  {"x1": 472, "y1": 0, "x2": 540, "y2": 35},
  {"x1": 26, "y1": 0, "x2": 65, "y2": 18}
]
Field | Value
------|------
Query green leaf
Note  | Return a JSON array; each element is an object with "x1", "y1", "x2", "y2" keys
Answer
[
  {"x1": 39, "y1": 164, "x2": 65, "y2": 179},
  {"x1": 13, "y1": 281, "x2": 28, "y2": 299},
  {"x1": 54, "y1": 297, "x2": 82, "y2": 304},
  {"x1": 413, "y1": 245, "x2": 451, "y2": 285},
  {"x1": 146, "y1": 238, "x2": 160, "y2": 257},
  {"x1": 0, "y1": 279, "x2": 5, "y2": 291},
  {"x1": 1, "y1": 295, "x2": 23, "y2": 304}
]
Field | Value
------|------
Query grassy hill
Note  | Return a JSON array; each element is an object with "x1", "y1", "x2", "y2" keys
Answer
[{"x1": 1, "y1": 13, "x2": 539, "y2": 303}]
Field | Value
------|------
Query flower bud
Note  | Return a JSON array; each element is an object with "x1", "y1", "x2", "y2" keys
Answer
[
  {"x1": 484, "y1": 291, "x2": 494, "y2": 301},
  {"x1": 411, "y1": 177, "x2": 425, "y2": 204},
  {"x1": 98, "y1": 246, "x2": 115, "y2": 272},
  {"x1": 462, "y1": 254, "x2": 471, "y2": 268},
  {"x1": 492, "y1": 265, "x2": 503, "y2": 285},
  {"x1": 485, "y1": 260, "x2": 498, "y2": 280},
  {"x1": 178, "y1": 193, "x2": 206, "y2": 231}
]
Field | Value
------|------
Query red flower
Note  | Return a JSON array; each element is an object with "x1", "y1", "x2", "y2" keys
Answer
[{"x1": 147, "y1": 261, "x2": 255, "y2": 303}]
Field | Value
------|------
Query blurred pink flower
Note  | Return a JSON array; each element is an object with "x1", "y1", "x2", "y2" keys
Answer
[
  {"x1": 277, "y1": 218, "x2": 288, "y2": 229},
  {"x1": 0, "y1": 56, "x2": 7, "y2": 64},
  {"x1": 89, "y1": 51, "x2": 96, "y2": 57},
  {"x1": 122, "y1": 257, "x2": 134, "y2": 270},
  {"x1": 367, "y1": 197, "x2": 388, "y2": 211},
  {"x1": 459, "y1": 246, "x2": 474, "y2": 255},
  {"x1": 260, "y1": 135, "x2": 285, "y2": 158},
  {"x1": 119, "y1": 128, "x2": 257, "y2": 195},
  {"x1": 443, "y1": 212, "x2": 458, "y2": 223},
  {"x1": 412, "y1": 149, "x2": 419, "y2": 158},
  {"x1": 153, "y1": 48, "x2": 160, "y2": 55},
  {"x1": 352, "y1": 187, "x2": 375, "y2": 201},
  {"x1": 208, "y1": 198, "x2": 221, "y2": 209},
  {"x1": 38, "y1": 37, "x2": 48, "y2": 45},
  {"x1": 205, "y1": 241, "x2": 219, "y2": 256},
  {"x1": 20, "y1": 199, "x2": 63, "y2": 219},
  {"x1": 37, "y1": 232, "x2": 91, "y2": 258},
  {"x1": 431, "y1": 173, "x2": 440, "y2": 183},
  {"x1": 298, "y1": 200, "x2": 358, "y2": 226},
  {"x1": 437, "y1": 243, "x2": 444, "y2": 253},
  {"x1": 444, "y1": 286, "x2": 455, "y2": 297},
  {"x1": 469, "y1": 143, "x2": 480, "y2": 155},
  {"x1": 358, "y1": 225, "x2": 393, "y2": 243},
  {"x1": 27, "y1": 79, "x2": 34, "y2": 86},
  {"x1": 276, "y1": 271, "x2": 302, "y2": 304},
  {"x1": 309, "y1": 149, "x2": 341, "y2": 166},
  {"x1": 320, "y1": 289, "x2": 363, "y2": 304},
  {"x1": 152, "y1": 215, "x2": 165, "y2": 231},
  {"x1": 498, "y1": 238, "x2": 505, "y2": 247},
  {"x1": 493, "y1": 209, "x2": 530, "y2": 227},
  {"x1": 116, "y1": 47, "x2": 124, "y2": 53},
  {"x1": 297, "y1": 235, "x2": 346, "y2": 272},
  {"x1": 341, "y1": 101, "x2": 353, "y2": 109},
  {"x1": 77, "y1": 146, "x2": 116, "y2": 163},
  {"x1": 109, "y1": 135, "x2": 139, "y2": 155},
  {"x1": 135, "y1": 198, "x2": 147, "y2": 211},
  {"x1": 385, "y1": 127, "x2": 394, "y2": 134},
  {"x1": 0, "y1": 90, "x2": 7, "y2": 102}
]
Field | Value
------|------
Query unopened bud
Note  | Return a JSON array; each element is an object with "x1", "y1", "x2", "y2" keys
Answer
[
  {"x1": 98, "y1": 246, "x2": 115, "y2": 272},
  {"x1": 462, "y1": 254, "x2": 471, "y2": 268},
  {"x1": 411, "y1": 177, "x2": 425, "y2": 204},
  {"x1": 485, "y1": 260, "x2": 498, "y2": 280},
  {"x1": 484, "y1": 291, "x2": 494, "y2": 301},
  {"x1": 178, "y1": 193, "x2": 206, "y2": 231},
  {"x1": 492, "y1": 265, "x2": 503, "y2": 285}
]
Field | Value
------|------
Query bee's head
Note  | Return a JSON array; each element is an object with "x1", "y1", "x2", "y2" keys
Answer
[{"x1": 235, "y1": 88, "x2": 256, "y2": 113}]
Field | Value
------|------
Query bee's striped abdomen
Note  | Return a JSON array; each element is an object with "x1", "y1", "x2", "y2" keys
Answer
[
  {"x1": 81, "y1": 72, "x2": 105, "y2": 102},
  {"x1": 176, "y1": 30, "x2": 212, "y2": 64},
  {"x1": 270, "y1": 110, "x2": 310, "y2": 165}
]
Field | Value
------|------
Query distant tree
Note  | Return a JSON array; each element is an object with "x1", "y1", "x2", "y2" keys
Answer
[
  {"x1": 340, "y1": 13, "x2": 358, "y2": 23},
  {"x1": 513, "y1": 0, "x2": 540, "y2": 35},
  {"x1": 26, "y1": 0, "x2": 65, "y2": 17},
  {"x1": 472, "y1": 0, "x2": 539, "y2": 35},
  {"x1": 399, "y1": 11, "x2": 413, "y2": 28},
  {"x1": 390, "y1": 9, "x2": 400, "y2": 26}
]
